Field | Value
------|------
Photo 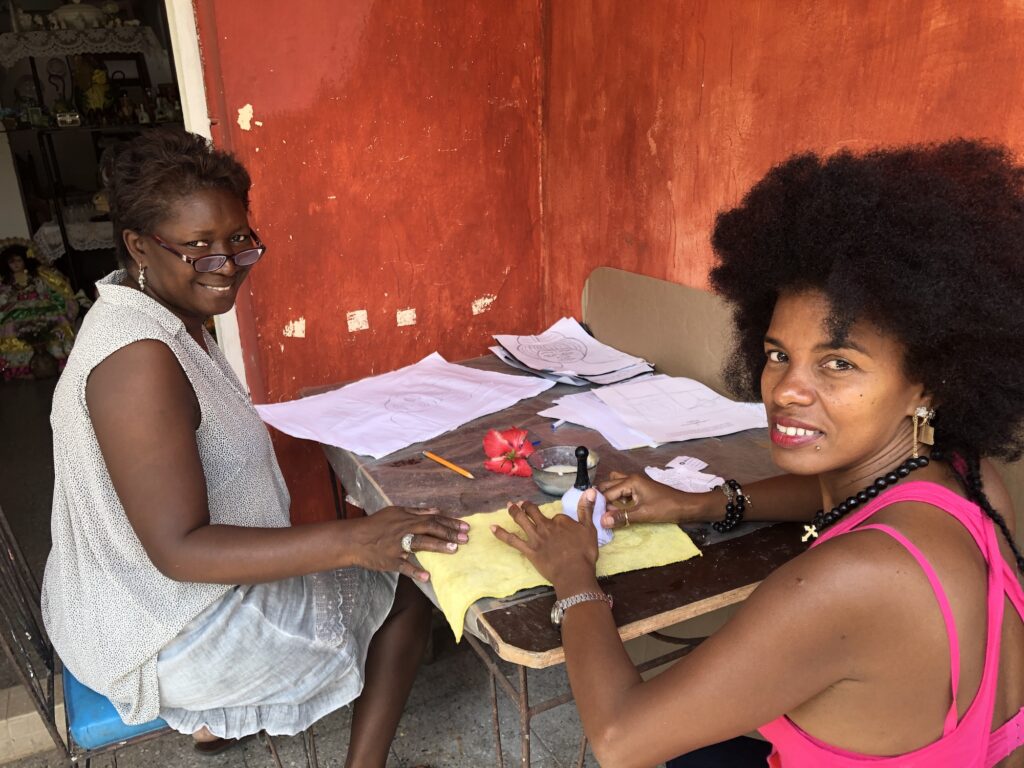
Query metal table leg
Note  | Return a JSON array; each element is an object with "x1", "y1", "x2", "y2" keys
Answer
[{"x1": 464, "y1": 631, "x2": 707, "y2": 767}]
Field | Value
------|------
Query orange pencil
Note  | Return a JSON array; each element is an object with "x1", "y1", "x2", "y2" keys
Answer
[{"x1": 422, "y1": 451, "x2": 475, "y2": 480}]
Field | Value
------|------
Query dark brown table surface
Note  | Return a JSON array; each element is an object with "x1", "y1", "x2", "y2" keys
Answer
[{"x1": 316, "y1": 356, "x2": 808, "y2": 667}]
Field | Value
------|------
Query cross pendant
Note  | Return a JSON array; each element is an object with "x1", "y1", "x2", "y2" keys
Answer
[{"x1": 801, "y1": 525, "x2": 819, "y2": 543}]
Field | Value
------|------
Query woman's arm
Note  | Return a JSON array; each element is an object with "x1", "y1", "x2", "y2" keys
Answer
[
  {"x1": 598, "y1": 471, "x2": 822, "y2": 528},
  {"x1": 86, "y1": 340, "x2": 466, "y2": 584},
  {"x1": 493, "y1": 493, "x2": 900, "y2": 768}
]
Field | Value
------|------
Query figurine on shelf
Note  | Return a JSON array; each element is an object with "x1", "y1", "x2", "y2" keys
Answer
[
  {"x1": 0, "y1": 243, "x2": 78, "y2": 381},
  {"x1": 16, "y1": 9, "x2": 35, "y2": 31},
  {"x1": 115, "y1": 90, "x2": 134, "y2": 124},
  {"x1": 51, "y1": 0, "x2": 107, "y2": 31},
  {"x1": 83, "y1": 68, "x2": 111, "y2": 123}
]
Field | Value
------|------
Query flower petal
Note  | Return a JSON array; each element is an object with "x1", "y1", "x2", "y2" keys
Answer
[
  {"x1": 484, "y1": 456, "x2": 514, "y2": 475},
  {"x1": 483, "y1": 429, "x2": 512, "y2": 458},
  {"x1": 509, "y1": 457, "x2": 533, "y2": 477},
  {"x1": 501, "y1": 427, "x2": 531, "y2": 453}
]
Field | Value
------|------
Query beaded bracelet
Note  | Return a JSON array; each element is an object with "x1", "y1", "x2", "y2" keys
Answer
[{"x1": 712, "y1": 479, "x2": 749, "y2": 533}]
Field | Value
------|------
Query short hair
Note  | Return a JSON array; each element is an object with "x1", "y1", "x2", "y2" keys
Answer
[
  {"x1": 104, "y1": 129, "x2": 251, "y2": 266},
  {"x1": 710, "y1": 139, "x2": 1024, "y2": 464}
]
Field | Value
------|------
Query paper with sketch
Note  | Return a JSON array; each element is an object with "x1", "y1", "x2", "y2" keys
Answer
[
  {"x1": 255, "y1": 353, "x2": 554, "y2": 459},
  {"x1": 537, "y1": 390, "x2": 658, "y2": 450},
  {"x1": 594, "y1": 376, "x2": 767, "y2": 444},
  {"x1": 488, "y1": 345, "x2": 587, "y2": 386},
  {"x1": 494, "y1": 317, "x2": 649, "y2": 377}
]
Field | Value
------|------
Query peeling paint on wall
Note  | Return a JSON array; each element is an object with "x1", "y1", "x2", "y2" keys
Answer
[
  {"x1": 396, "y1": 307, "x2": 417, "y2": 326},
  {"x1": 471, "y1": 294, "x2": 497, "y2": 315},
  {"x1": 346, "y1": 309, "x2": 369, "y2": 332},
  {"x1": 283, "y1": 317, "x2": 306, "y2": 338},
  {"x1": 237, "y1": 103, "x2": 254, "y2": 130}
]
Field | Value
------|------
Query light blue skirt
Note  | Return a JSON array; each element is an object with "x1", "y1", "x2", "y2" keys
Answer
[{"x1": 156, "y1": 568, "x2": 397, "y2": 738}]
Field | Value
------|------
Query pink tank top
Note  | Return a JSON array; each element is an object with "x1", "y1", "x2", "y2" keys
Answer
[{"x1": 758, "y1": 481, "x2": 1024, "y2": 767}]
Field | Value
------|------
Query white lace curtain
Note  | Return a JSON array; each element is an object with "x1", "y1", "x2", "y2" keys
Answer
[{"x1": 0, "y1": 27, "x2": 161, "y2": 69}]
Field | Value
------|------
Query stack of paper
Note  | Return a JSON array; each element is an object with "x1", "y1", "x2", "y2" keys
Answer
[
  {"x1": 537, "y1": 374, "x2": 767, "y2": 448},
  {"x1": 492, "y1": 317, "x2": 653, "y2": 386},
  {"x1": 538, "y1": 388, "x2": 661, "y2": 450},
  {"x1": 255, "y1": 353, "x2": 554, "y2": 459},
  {"x1": 594, "y1": 376, "x2": 767, "y2": 444}
]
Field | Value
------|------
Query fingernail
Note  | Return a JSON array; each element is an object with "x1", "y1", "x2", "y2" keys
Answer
[
  {"x1": 420, "y1": 572, "x2": 430, "y2": 581},
  {"x1": 602, "y1": 514, "x2": 614, "y2": 527},
  {"x1": 585, "y1": 488, "x2": 597, "y2": 501},
  {"x1": 490, "y1": 525, "x2": 497, "y2": 533},
  {"x1": 457, "y1": 533, "x2": 469, "y2": 542},
  {"x1": 459, "y1": 522, "x2": 470, "y2": 531},
  {"x1": 447, "y1": 542, "x2": 458, "y2": 551}
]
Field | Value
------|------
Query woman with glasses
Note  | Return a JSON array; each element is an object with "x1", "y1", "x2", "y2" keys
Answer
[{"x1": 41, "y1": 129, "x2": 465, "y2": 767}]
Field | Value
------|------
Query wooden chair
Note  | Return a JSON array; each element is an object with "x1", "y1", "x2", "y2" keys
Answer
[{"x1": 0, "y1": 503, "x2": 320, "y2": 767}]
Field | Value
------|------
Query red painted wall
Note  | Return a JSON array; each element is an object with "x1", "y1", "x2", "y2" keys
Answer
[
  {"x1": 194, "y1": 0, "x2": 1024, "y2": 523},
  {"x1": 543, "y1": 0, "x2": 1024, "y2": 321},
  {"x1": 194, "y1": 0, "x2": 544, "y2": 522}
]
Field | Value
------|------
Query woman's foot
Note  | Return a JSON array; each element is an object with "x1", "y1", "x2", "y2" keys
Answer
[{"x1": 192, "y1": 726, "x2": 240, "y2": 756}]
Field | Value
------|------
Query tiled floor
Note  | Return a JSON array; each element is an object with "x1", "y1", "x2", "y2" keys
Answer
[{"x1": 0, "y1": 378, "x2": 601, "y2": 767}]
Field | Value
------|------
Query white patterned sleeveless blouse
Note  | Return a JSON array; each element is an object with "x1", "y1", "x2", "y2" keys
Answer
[{"x1": 42, "y1": 271, "x2": 291, "y2": 724}]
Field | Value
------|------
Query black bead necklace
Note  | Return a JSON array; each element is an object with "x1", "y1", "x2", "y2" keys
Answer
[{"x1": 801, "y1": 455, "x2": 930, "y2": 543}]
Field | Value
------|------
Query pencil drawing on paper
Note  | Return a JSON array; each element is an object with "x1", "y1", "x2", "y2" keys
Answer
[{"x1": 516, "y1": 334, "x2": 589, "y2": 364}]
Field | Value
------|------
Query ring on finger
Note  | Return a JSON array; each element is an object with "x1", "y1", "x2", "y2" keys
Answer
[
  {"x1": 400, "y1": 533, "x2": 415, "y2": 554},
  {"x1": 624, "y1": 510, "x2": 630, "y2": 527}
]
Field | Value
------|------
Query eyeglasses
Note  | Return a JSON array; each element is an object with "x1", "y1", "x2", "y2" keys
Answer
[{"x1": 150, "y1": 230, "x2": 266, "y2": 273}]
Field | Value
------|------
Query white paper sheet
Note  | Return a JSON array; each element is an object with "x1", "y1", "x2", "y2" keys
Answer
[
  {"x1": 255, "y1": 353, "x2": 554, "y2": 459},
  {"x1": 494, "y1": 317, "x2": 650, "y2": 378},
  {"x1": 537, "y1": 390, "x2": 658, "y2": 450},
  {"x1": 593, "y1": 376, "x2": 767, "y2": 444},
  {"x1": 488, "y1": 345, "x2": 587, "y2": 386}
]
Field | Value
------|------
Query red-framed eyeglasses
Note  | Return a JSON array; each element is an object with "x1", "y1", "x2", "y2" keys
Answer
[{"x1": 150, "y1": 230, "x2": 266, "y2": 274}]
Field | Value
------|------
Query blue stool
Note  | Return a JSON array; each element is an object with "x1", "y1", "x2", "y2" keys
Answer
[
  {"x1": 62, "y1": 666, "x2": 167, "y2": 751},
  {"x1": 0, "y1": 502, "x2": 316, "y2": 767}
]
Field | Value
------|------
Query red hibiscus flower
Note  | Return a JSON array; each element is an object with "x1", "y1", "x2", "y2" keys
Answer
[{"x1": 483, "y1": 427, "x2": 535, "y2": 477}]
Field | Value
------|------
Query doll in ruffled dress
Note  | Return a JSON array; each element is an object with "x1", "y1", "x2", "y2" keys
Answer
[{"x1": 0, "y1": 245, "x2": 78, "y2": 380}]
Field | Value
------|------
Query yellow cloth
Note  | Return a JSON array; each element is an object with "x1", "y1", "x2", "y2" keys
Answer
[{"x1": 417, "y1": 501, "x2": 701, "y2": 641}]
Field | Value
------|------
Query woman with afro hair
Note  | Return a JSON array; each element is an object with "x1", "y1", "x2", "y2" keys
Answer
[{"x1": 492, "y1": 139, "x2": 1024, "y2": 767}]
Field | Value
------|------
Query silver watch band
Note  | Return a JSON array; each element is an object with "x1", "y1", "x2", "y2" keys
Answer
[{"x1": 550, "y1": 591, "x2": 613, "y2": 628}]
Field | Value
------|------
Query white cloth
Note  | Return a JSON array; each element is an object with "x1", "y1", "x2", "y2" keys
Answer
[
  {"x1": 645, "y1": 456, "x2": 724, "y2": 493},
  {"x1": 41, "y1": 271, "x2": 292, "y2": 724},
  {"x1": 561, "y1": 487, "x2": 613, "y2": 546}
]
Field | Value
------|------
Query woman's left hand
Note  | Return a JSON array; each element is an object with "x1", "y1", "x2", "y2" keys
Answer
[{"x1": 491, "y1": 488, "x2": 600, "y2": 586}]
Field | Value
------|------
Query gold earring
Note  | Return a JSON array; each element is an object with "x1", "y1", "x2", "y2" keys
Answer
[
  {"x1": 912, "y1": 406, "x2": 935, "y2": 459},
  {"x1": 137, "y1": 264, "x2": 147, "y2": 292}
]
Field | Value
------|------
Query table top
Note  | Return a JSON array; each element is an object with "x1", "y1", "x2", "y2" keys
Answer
[{"x1": 318, "y1": 356, "x2": 808, "y2": 666}]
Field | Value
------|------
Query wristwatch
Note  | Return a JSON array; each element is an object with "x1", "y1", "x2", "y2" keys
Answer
[{"x1": 550, "y1": 591, "x2": 613, "y2": 628}]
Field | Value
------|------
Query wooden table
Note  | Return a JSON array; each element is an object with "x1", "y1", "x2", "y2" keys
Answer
[{"x1": 316, "y1": 357, "x2": 807, "y2": 766}]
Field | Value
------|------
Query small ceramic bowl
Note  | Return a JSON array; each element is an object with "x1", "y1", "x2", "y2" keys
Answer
[{"x1": 528, "y1": 445, "x2": 600, "y2": 496}]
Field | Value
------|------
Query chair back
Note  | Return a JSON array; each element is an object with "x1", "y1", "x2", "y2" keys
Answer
[{"x1": 0, "y1": 503, "x2": 66, "y2": 755}]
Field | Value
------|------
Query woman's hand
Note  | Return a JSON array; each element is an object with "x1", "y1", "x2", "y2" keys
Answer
[
  {"x1": 348, "y1": 506, "x2": 469, "y2": 582},
  {"x1": 491, "y1": 490, "x2": 600, "y2": 588},
  {"x1": 597, "y1": 471, "x2": 711, "y2": 528}
]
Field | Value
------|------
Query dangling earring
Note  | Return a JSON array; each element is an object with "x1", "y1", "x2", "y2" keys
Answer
[
  {"x1": 137, "y1": 264, "x2": 147, "y2": 292},
  {"x1": 912, "y1": 406, "x2": 935, "y2": 459}
]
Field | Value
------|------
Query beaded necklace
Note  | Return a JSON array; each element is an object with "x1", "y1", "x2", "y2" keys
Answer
[{"x1": 801, "y1": 455, "x2": 931, "y2": 543}]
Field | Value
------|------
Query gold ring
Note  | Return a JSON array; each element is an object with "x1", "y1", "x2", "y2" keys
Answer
[{"x1": 624, "y1": 510, "x2": 630, "y2": 527}]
